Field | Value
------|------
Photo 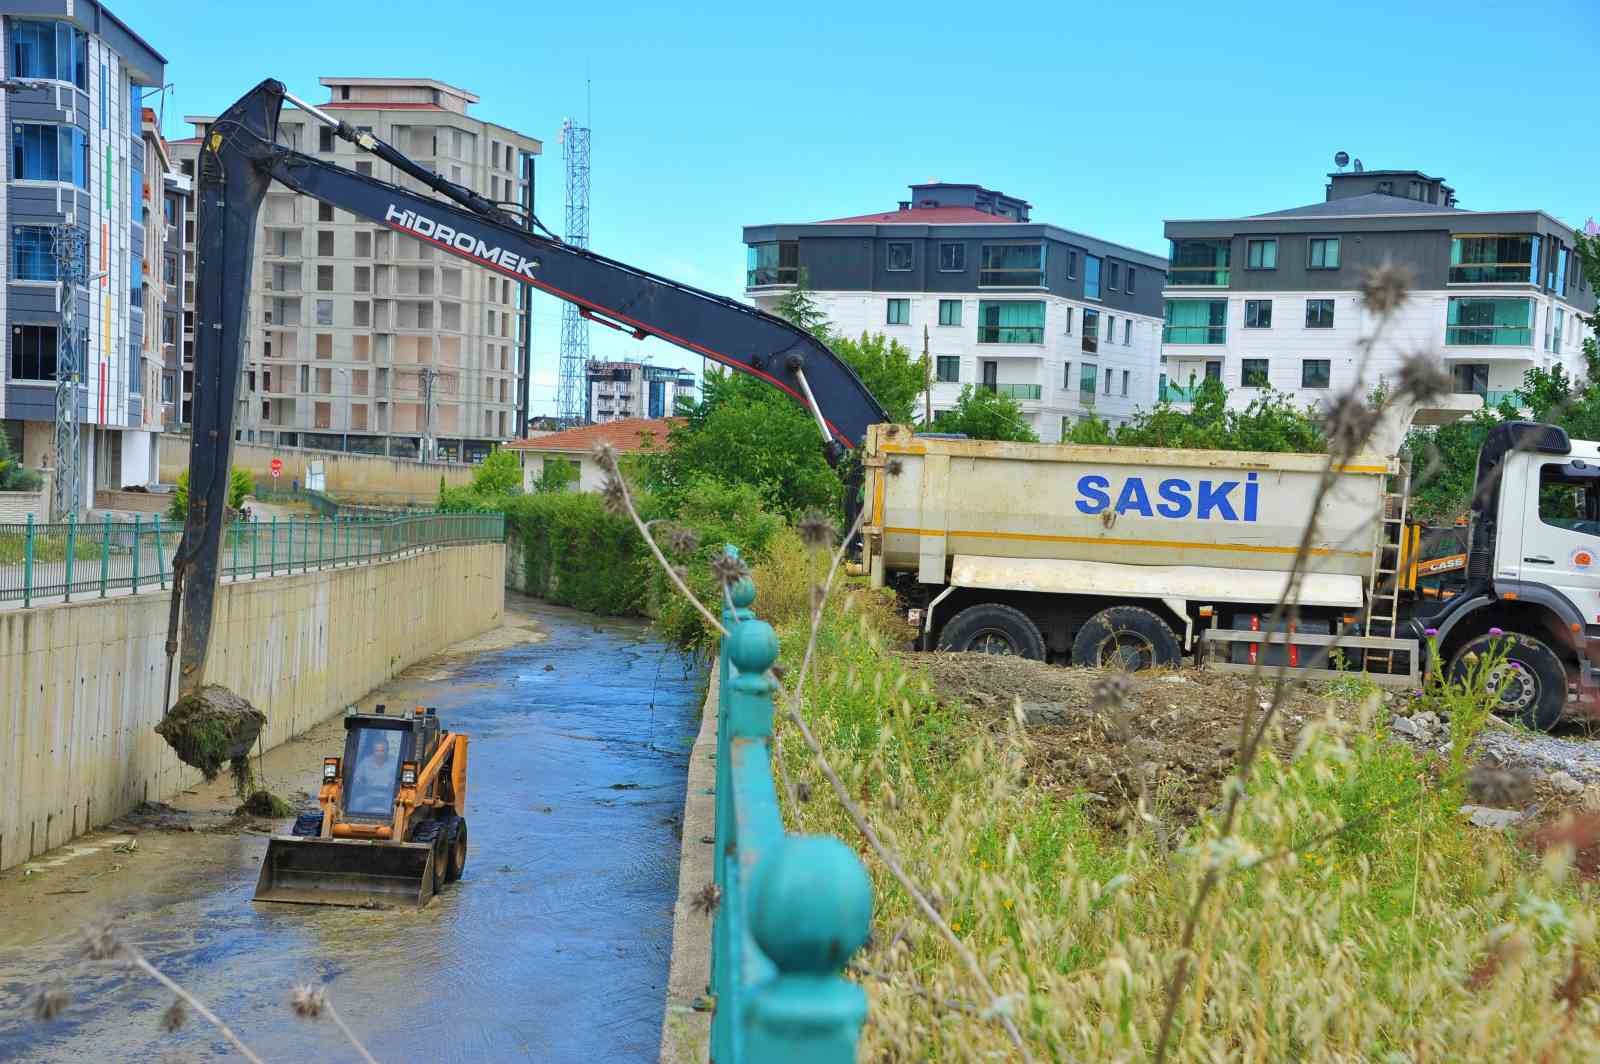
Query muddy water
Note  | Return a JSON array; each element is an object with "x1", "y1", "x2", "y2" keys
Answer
[{"x1": 0, "y1": 596, "x2": 702, "y2": 1062}]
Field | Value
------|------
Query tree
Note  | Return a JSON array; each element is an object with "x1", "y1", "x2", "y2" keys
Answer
[
  {"x1": 930, "y1": 386, "x2": 1040, "y2": 442},
  {"x1": 831, "y1": 331, "x2": 928, "y2": 424},
  {"x1": 470, "y1": 447, "x2": 522, "y2": 496},
  {"x1": 168, "y1": 467, "x2": 254, "y2": 519},
  {"x1": 772, "y1": 268, "x2": 830, "y2": 340},
  {"x1": 535, "y1": 456, "x2": 579, "y2": 493}
]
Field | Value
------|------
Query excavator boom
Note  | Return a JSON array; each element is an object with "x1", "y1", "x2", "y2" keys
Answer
[{"x1": 174, "y1": 79, "x2": 886, "y2": 697}]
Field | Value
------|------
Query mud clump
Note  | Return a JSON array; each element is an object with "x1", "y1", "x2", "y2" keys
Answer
[
  {"x1": 236, "y1": 790, "x2": 294, "y2": 818},
  {"x1": 154, "y1": 684, "x2": 266, "y2": 783}
]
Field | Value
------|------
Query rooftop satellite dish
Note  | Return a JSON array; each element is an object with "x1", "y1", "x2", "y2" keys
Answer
[
  {"x1": 1353, "y1": 159, "x2": 1364, "y2": 173},
  {"x1": 1334, "y1": 151, "x2": 1350, "y2": 170}
]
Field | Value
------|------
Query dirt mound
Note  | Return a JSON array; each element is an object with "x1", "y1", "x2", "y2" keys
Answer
[
  {"x1": 154, "y1": 684, "x2": 267, "y2": 782},
  {"x1": 912, "y1": 653, "x2": 1373, "y2": 824},
  {"x1": 236, "y1": 790, "x2": 294, "y2": 818}
]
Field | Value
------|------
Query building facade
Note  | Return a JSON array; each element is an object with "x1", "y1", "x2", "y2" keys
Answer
[
  {"x1": 170, "y1": 77, "x2": 541, "y2": 462},
  {"x1": 586, "y1": 358, "x2": 696, "y2": 422},
  {"x1": 1, "y1": 2, "x2": 166, "y2": 504},
  {"x1": 743, "y1": 182, "x2": 1168, "y2": 442},
  {"x1": 1161, "y1": 169, "x2": 1596, "y2": 411}
]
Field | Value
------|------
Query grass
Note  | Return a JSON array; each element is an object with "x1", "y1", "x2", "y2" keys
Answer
[
  {"x1": 0, "y1": 529, "x2": 108, "y2": 565},
  {"x1": 752, "y1": 539, "x2": 1600, "y2": 1060}
]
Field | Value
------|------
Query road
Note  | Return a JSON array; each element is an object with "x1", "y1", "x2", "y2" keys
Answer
[{"x1": 0, "y1": 595, "x2": 702, "y2": 1062}]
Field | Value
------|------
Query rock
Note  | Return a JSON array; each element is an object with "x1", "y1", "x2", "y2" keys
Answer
[
  {"x1": 1160, "y1": 674, "x2": 1187, "y2": 685},
  {"x1": 1021, "y1": 702, "x2": 1068, "y2": 726},
  {"x1": 1548, "y1": 771, "x2": 1584, "y2": 796},
  {"x1": 1414, "y1": 711, "x2": 1440, "y2": 732},
  {"x1": 1461, "y1": 804, "x2": 1531, "y2": 831},
  {"x1": 1390, "y1": 715, "x2": 1423, "y2": 739}
]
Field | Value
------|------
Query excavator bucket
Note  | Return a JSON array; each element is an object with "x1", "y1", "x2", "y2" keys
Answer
[{"x1": 253, "y1": 837, "x2": 436, "y2": 908}]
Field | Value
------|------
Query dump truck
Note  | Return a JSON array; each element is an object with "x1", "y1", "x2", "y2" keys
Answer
[
  {"x1": 254, "y1": 704, "x2": 469, "y2": 907},
  {"x1": 860, "y1": 420, "x2": 1600, "y2": 731}
]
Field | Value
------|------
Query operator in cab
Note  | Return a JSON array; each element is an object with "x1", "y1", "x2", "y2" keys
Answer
[{"x1": 347, "y1": 733, "x2": 398, "y2": 814}]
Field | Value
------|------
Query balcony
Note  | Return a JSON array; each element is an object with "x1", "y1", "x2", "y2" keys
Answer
[
  {"x1": 983, "y1": 383, "x2": 1041, "y2": 400},
  {"x1": 1161, "y1": 381, "x2": 1201, "y2": 402}
]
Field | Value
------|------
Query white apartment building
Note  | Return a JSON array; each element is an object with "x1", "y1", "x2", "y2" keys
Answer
[
  {"x1": 586, "y1": 359, "x2": 697, "y2": 422},
  {"x1": 744, "y1": 183, "x2": 1168, "y2": 442},
  {"x1": 1161, "y1": 169, "x2": 1595, "y2": 411},
  {"x1": 171, "y1": 77, "x2": 542, "y2": 462}
]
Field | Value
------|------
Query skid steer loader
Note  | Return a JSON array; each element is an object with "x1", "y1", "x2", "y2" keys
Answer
[{"x1": 254, "y1": 704, "x2": 469, "y2": 907}]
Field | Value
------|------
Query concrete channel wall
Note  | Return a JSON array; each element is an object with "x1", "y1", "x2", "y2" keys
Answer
[
  {"x1": 0, "y1": 542, "x2": 505, "y2": 871},
  {"x1": 158, "y1": 439, "x2": 475, "y2": 504}
]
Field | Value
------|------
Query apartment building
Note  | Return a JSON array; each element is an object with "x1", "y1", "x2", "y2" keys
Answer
[
  {"x1": 743, "y1": 182, "x2": 1168, "y2": 442},
  {"x1": 170, "y1": 77, "x2": 541, "y2": 462},
  {"x1": 1161, "y1": 168, "x2": 1596, "y2": 410},
  {"x1": 1, "y1": 3, "x2": 166, "y2": 505},
  {"x1": 586, "y1": 359, "x2": 696, "y2": 422}
]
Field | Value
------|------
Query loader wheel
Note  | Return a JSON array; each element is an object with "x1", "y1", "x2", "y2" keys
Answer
[
  {"x1": 937, "y1": 604, "x2": 1046, "y2": 659},
  {"x1": 1072, "y1": 606, "x2": 1181, "y2": 671},
  {"x1": 446, "y1": 820, "x2": 468, "y2": 883},
  {"x1": 1448, "y1": 632, "x2": 1567, "y2": 732}
]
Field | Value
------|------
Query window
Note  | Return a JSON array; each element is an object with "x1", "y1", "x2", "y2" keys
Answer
[
  {"x1": 318, "y1": 202, "x2": 334, "y2": 222},
  {"x1": 355, "y1": 161, "x2": 372, "y2": 177},
  {"x1": 9, "y1": 21, "x2": 87, "y2": 88},
  {"x1": 1305, "y1": 299, "x2": 1336, "y2": 328},
  {"x1": 9, "y1": 324, "x2": 57, "y2": 381},
  {"x1": 11, "y1": 123, "x2": 88, "y2": 187},
  {"x1": 1245, "y1": 299, "x2": 1272, "y2": 328},
  {"x1": 1079, "y1": 362, "x2": 1098, "y2": 401},
  {"x1": 1450, "y1": 234, "x2": 1537, "y2": 284},
  {"x1": 1121, "y1": 370, "x2": 1130, "y2": 396},
  {"x1": 317, "y1": 230, "x2": 334, "y2": 256},
  {"x1": 980, "y1": 244, "x2": 1045, "y2": 286},
  {"x1": 99, "y1": 64, "x2": 108, "y2": 129},
  {"x1": 935, "y1": 356, "x2": 960, "y2": 383},
  {"x1": 1205, "y1": 360, "x2": 1222, "y2": 381},
  {"x1": 939, "y1": 242, "x2": 965, "y2": 272},
  {"x1": 1446, "y1": 297, "x2": 1532, "y2": 346},
  {"x1": 1082, "y1": 308, "x2": 1099, "y2": 352},
  {"x1": 1535, "y1": 461, "x2": 1600, "y2": 533},
  {"x1": 1106, "y1": 314, "x2": 1116, "y2": 342},
  {"x1": 1163, "y1": 300, "x2": 1227, "y2": 344},
  {"x1": 1246, "y1": 239, "x2": 1277, "y2": 270},
  {"x1": 1453, "y1": 363, "x2": 1489, "y2": 397},
  {"x1": 1301, "y1": 359, "x2": 1331, "y2": 389},
  {"x1": 1239, "y1": 359, "x2": 1269, "y2": 387},
  {"x1": 1063, "y1": 307, "x2": 1073, "y2": 335},
  {"x1": 315, "y1": 299, "x2": 334, "y2": 325},
  {"x1": 1124, "y1": 319, "x2": 1132, "y2": 345},
  {"x1": 317, "y1": 265, "x2": 333, "y2": 291},
  {"x1": 319, "y1": 126, "x2": 335, "y2": 153},
  {"x1": 1126, "y1": 267, "x2": 1135, "y2": 294},
  {"x1": 938, "y1": 299, "x2": 961, "y2": 326},
  {"x1": 1063, "y1": 361, "x2": 1073, "y2": 387},
  {"x1": 161, "y1": 374, "x2": 174, "y2": 403},
  {"x1": 10, "y1": 226, "x2": 55, "y2": 281},
  {"x1": 886, "y1": 298, "x2": 910, "y2": 325},
  {"x1": 1378, "y1": 180, "x2": 1393, "y2": 195},
  {"x1": 1555, "y1": 247, "x2": 1570, "y2": 293},
  {"x1": 1067, "y1": 250, "x2": 1078, "y2": 279},
  {"x1": 1104, "y1": 367, "x2": 1113, "y2": 395},
  {"x1": 1556, "y1": 308, "x2": 1565, "y2": 350},
  {"x1": 746, "y1": 241, "x2": 799, "y2": 286},
  {"x1": 1168, "y1": 238, "x2": 1231, "y2": 286},
  {"x1": 164, "y1": 255, "x2": 176, "y2": 285},
  {"x1": 1084, "y1": 255, "x2": 1102, "y2": 299},
  {"x1": 977, "y1": 301, "x2": 1044, "y2": 343},
  {"x1": 1107, "y1": 262, "x2": 1121, "y2": 290},
  {"x1": 1308, "y1": 238, "x2": 1341, "y2": 270},
  {"x1": 886, "y1": 242, "x2": 913, "y2": 272}
]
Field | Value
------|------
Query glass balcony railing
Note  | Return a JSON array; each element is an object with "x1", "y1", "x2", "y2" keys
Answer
[
  {"x1": 1483, "y1": 390, "x2": 1527, "y2": 408},
  {"x1": 984, "y1": 383, "x2": 1041, "y2": 400},
  {"x1": 1161, "y1": 382, "x2": 1201, "y2": 402}
]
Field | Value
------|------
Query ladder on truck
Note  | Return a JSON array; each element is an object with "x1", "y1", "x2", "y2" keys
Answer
[{"x1": 1363, "y1": 462, "x2": 1411, "y2": 673}]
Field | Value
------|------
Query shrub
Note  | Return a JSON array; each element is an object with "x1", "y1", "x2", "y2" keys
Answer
[
  {"x1": 0, "y1": 431, "x2": 42, "y2": 492},
  {"x1": 168, "y1": 467, "x2": 255, "y2": 520},
  {"x1": 503, "y1": 490, "x2": 651, "y2": 616}
]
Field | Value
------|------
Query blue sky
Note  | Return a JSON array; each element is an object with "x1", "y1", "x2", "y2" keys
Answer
[{"x1": 119, "y1": 0, "x2": 1600, "y2": 417}]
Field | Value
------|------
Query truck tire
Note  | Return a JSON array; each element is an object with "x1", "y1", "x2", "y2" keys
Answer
[
  {"x1": 1072, "y1": 606, "x2": 1181, "y2": 671},
  {"x1": 1448, "y1": 632, "x2": 1567, "y2": 731},
  {"x1": 937, "y1": 603, "x2": 1046, "y2": 659}
]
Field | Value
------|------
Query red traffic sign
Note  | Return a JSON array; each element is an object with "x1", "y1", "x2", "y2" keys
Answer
[{"x1": 270, "y1": 458, "x2": 283, "y2": 479}]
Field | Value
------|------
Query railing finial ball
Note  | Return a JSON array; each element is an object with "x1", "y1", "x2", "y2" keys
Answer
[
  {"x1": 727, "y1": 618, "x2": 778, "y2": 674},
  {"x1": 751, "y1": 836, "x2": 873, "y2": 974}
]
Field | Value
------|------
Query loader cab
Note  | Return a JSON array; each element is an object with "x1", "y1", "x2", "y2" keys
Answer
[{"x1": 340, "y1": 707, "x2": 441, "y2": 819}]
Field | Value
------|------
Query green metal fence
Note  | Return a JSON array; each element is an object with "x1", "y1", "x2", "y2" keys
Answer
[
  {"x1": 709, "y1": 545, "x2": 873, "y2": 1060},
  {"x1": 0, "y1": 512, "x2": 504, "y2": 607}
]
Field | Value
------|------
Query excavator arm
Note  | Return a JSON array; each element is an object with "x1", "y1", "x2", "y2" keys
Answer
[{"x1": 170, "y1": 79, "x2": 886, "y2": 700}]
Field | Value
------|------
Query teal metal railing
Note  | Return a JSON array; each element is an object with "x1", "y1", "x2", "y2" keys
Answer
[
  {"x1": 0, "y1": 512, "x2": 504, "y2": 607},
  {"x1": 710, "y1": 546, "x2": 873, "y2": 1061}
]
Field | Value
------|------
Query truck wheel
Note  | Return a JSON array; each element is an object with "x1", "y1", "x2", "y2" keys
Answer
[
  {"x1": 1073, "y1": 606, "x2": 1181, "y2": 671},
  {"x1": 1449, "y1": 633, "x2": 1567, "y2": 731},
  {"x1": 446, "y1": 819, "x2": 468, "y2": 882},
  {"x1": 937, "y1": 604, "x2": 1046, "y2": 659}
]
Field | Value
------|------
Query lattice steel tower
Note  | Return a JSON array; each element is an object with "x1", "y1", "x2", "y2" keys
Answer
[
  {"x1": 557, "y1": 117, "x2": 591, "y2": 425},
  {"x1": 50, "y1": 223, "x2": 87, "y2": 519}
]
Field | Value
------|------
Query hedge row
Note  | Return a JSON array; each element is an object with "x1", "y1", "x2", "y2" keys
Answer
[{"x1": 502, "y1": 491, "x2": 653, "y2": 616}]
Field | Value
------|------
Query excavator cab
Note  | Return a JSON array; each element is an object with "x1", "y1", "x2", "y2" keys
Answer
[{"x1": 253, "y1": 705, "x2": 469, "y2": 908}]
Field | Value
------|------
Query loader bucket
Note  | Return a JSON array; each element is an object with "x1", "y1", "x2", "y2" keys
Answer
[{"x1": 253, "y1": 836, "x2": 436, "y2": 908}]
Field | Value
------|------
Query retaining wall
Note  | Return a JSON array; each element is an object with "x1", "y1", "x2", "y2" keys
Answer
[
  {"x1": 158, "y1": 439, "x2": 475, "y2": 504},
  {"x1": 0, "y1": 542, "x2": 505, "y2": 870}
]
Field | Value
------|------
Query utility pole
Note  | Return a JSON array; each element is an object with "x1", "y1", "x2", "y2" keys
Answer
[
  {"x1": 922, "y1": 324, "x2": 933, "y2": 426},
  {"x1": 557, "y1": 115, "x2": 591, "y2": 426},
  {"x1": 419, "y1": 366, "x2": 438, "y2": 463},
  {"x1": 51, "y1": 223, "x2": 88, "y2": 519}
]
